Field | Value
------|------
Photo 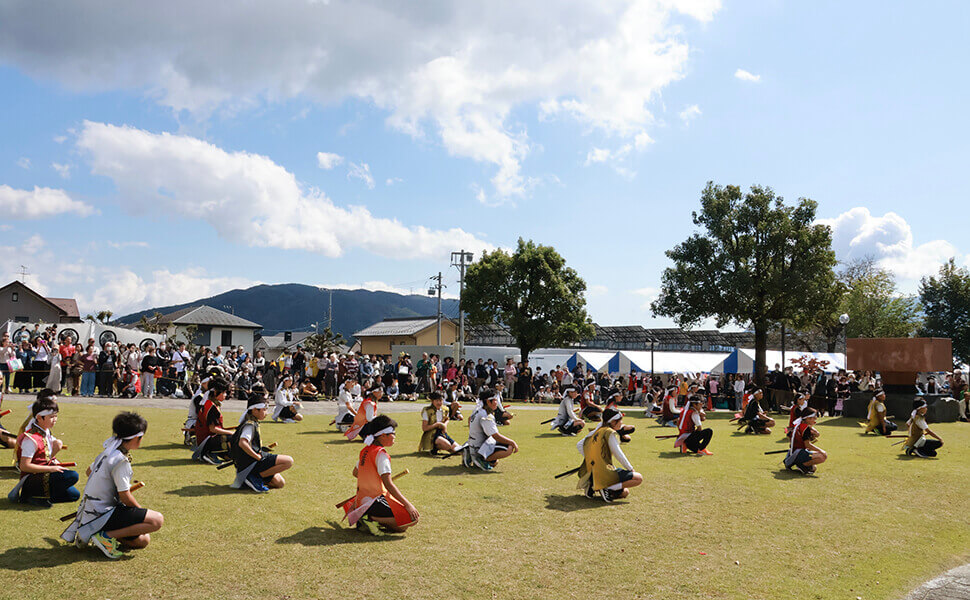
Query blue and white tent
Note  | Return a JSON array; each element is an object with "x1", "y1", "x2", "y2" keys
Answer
[
  {"x1": 714, "y1": 348, "x2": 845, "y2": 374},
  {"x1": 610, "y1": 350, "x2": 730, "y2": 376},
  {"x1": 566, "y1": 351, "x2": 617, "y2": 373}
]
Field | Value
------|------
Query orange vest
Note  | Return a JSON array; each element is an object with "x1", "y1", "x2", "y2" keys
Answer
[{"x1": 353, "y1": 444, "x2": 387, "y2": 502}]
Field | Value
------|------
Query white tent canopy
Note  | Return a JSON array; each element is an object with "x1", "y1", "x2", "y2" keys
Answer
[
  {"x1": 713, "y1": 348, "x2": 845, "y2": 374},
  {"x1": 614, "y1": 350, "x2": 730, "y2": 375},
  {"x1": 568, "y1": 350, "x2": 616, "y2": 373}
]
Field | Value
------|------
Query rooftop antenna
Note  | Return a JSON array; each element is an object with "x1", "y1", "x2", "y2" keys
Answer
[{"x1": 19, "y1": 265, "x2": 28, "y2": 283}]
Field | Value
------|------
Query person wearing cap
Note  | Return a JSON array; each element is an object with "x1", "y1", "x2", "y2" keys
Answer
[
  {"x1": 10, "y1": 389, "x2": 79, "y2": 507},
  {"x1": 192, "y1": 378, "x2": 233, "y2": 464},
  {"x1": 342, "y1": 415, "x2": 419, "y2": 534},
  {"x1": 229, "y1": 394, "x2": 294, "y2": 492},
  {"x1": 785, "y1": 389, "x2": 812, "y2": 437},
  {"x1": 676, "y1": 396, "x2": 713, "y2": 455},
  {"x1": 272, "y1": 375, "x2": 303, "y2": 423},
  {"x1": 903, "y1": 400, "x2": 944, "y2": 458},
  {"x1": 576, "y1": 408, "x2": 642, "y2": 502},
  {"x1": 864, "y1": 390, "x2": 897, "y2": 436},
  {"x1": 658, "y1": 385, "x2": 681, "y2": 427},
  {"x1": 740, "y1": 388, "x2": 774, "y2": 434},
  {"x1": 419, "y1": 392, "x2": 462, "y2": 455},
  {"x1": 61, "y1": 411, "x2": 163, "y2": 559},
  {"x1": 345, "y1": 385, "x2": 382, "y2": 441},
  {"x1": 784, "y1": 408, "x2": 826, "y2": 475},
  {"x1": 464, "y1": 391, "x2": 518, "y2": 471},
  {"x1": 550, "y1": 385, "x2": 585, "y2": 436}
]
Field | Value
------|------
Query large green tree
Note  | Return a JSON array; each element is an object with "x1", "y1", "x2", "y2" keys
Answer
[
  {"x1": 919, "y1": 258, "x2": 970, "y2": 367},
  {"x1": 463, "y1": 239, "x2": 595, "y2": 362},
  {"x1": 651, "y1": 182, "x2": 837, "y2": 385}
]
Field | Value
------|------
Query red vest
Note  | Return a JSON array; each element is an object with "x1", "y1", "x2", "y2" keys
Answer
[
  {"x1": 788, "y1": 402, "x2": 807, "y2": 429},
  {"x1": 662, "y1": 394, "x2": 678, "y2": 420},
  {"x1": 15, "y1": 430, "x2": 49, "y2": 467},
  {"x1": 678, "y1": 407, "x2": 697, "y2": 436},
  {"x1": 791, "y1": 422, "x2": 812, "y2": 451},
  {"x1": 195, "y1": 399, "x2": 223, "y2": 442}
]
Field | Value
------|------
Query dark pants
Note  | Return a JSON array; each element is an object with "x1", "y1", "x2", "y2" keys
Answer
[
  {"x1": 32, "y1": 360, "x2": 49, "y2": 390},
  {"x1": 916, "y1": 439, "x2": 943, "y2": 457},
  {"x1": 19, "y1": 470, "x2": 80, "y2": 503},
  {"x1": 99, "y1": 370, "x2": 115, "y2": 396},
  {"x1": 685, "y1": 429, "x2": 713, "y2": 452}
]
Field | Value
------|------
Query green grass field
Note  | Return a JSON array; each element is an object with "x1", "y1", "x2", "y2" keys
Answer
[{"x1": 1, "y1": 401, "x2": 968, "y2": 600}]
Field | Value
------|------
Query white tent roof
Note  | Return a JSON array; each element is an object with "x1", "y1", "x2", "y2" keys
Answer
[
  {"x1": 618, "y1": 350, "x2": 730, "y2": 375},
  {"x1": 715, "y1": 348, "x2": 845, "y2": 374},
  {"x1": 572, "y1": 350, "x2": 616, "y2": 372}
]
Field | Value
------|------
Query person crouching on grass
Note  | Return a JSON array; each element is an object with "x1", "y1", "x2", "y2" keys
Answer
[
  {"x1": 419, "y1": 392, "x2": 462, "y2": 455},
  {"x1": 675, "y1": 396, "x2": 713, "y2": 455},
  {"x1": 272, "y1": 375, "x2": 304, "y2": 423},
  {"x1": 10, "y1": 390, "x2": 79, "y2": 507},
  {"x1": 192, "y1": 377, "x2": 233, "y2": 464},
  {"x1": 550, "y1": 385, "x2": 585, "y2": 436},
  {"x1": 784, "y1": 408, "x2": 826, "y2": 475},
  {"x1": 741, "y1": 388, "x2": 775, "y2": 434},
  {"x1": 345, "y1": 384, "x2": 382, "y2": 441},
  {"x1": 864, "y1": 390, "x2": 897, "y2": 436},
  {"x1": 903, "y1": 399, "x2": 944, "y2": 458},
  {"x1": 576, "y1": 408, "x2": 642, "y2": 502},
  {"x1": 464, "y1": 391, "x2": 518, "y2": 471},
  {"x1": 229, "y1": 396, "x2": 294, "y2": 492},
  {"x1": 342, "y1": 415, "x2": 419, "y2": 535},
  {"x1": 61, "y1": 411, "x2": 163, "y2": 559}
]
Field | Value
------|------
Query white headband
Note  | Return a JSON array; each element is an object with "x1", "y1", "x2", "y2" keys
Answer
[
  {"x1": 35, "y1": 409, "x2": 55, "y2": 418},
  {"x1": 608, "y1": 412, "x2": 623, "y2": 423},
  {"x1": 240, "y1": 402, "x2": 268, "y2": 425},
  {"x1": 363, "y1": 426, "x2": 395, "y2": 446},
  {"x1": 26, "y1": 408, "x2": 57, "y2": 434},
  {"x1": 102, "y1": 431, "x2": 144, "y2": 453}
]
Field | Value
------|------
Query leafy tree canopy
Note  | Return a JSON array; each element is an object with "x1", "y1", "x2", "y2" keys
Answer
[
  {"x1": 463, "y1": 238, "x2": 595, "y2": 361},
  {"x1": 919, "y1": 258, "x2": 970, "y2": 367}
]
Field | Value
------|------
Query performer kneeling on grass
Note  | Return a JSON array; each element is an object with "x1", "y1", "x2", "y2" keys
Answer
[
  {"x1": 658, "y1": 385, "x2": 680, "y2": 427},
  {"x1": 903, "y1": 400, "x2": 944, "y2": 458},
  {"x1": 784, "y1": 409, "x2": 826, "y2": 475},
  {"x1": 229, "y1": 395, "x2": 294, "y2": 492},
  {"x1": 741, "y1": 388, "x2": 775, "y2": 434},
  {"x1": 272, "y1": 375, "x2": 304, "y2": 423},
  {"x1": 580, "y1": 382, "x2": 603, "y2": 421},
  {"x1": 865, "y1": 390, "x2": 897, "y2": 436},
  {"x1": 603, "y1": 390, "x2": 636, "y2": 442},
  {"x1": 9, "y1": 390, "x2": 79, "y2": 507},
  {"x1": 342, "y1": 415, "x2": 419, "y2": 535},
  {"x1": 550, "y1": 385, "x2": 585, "y2": 436},
  {"x1": 576, "y1": 408, "x2": 642, "y2": 502},
  {"x1": 464, "y1": 392, "x2": 518, "y2": 471},
  {"x1": 784, "y1": 389, "x2": 811, "y2": 437},
  {"x1": 676, "y1": 396, "x2": 713, "y2": 455},
  {"x1": 192, "y1": 378, "x2": 233, "y2": 464},
  {"x1": 336, "y1": 377, "x2": 360, "y2": 432},
  {"x1": 345, "y1": 384, "x2": 382, "y2": 441},
  {"x1": 61, "y1": 412, "x2": 163, "y2": 559},
  {"x1": 419, "y1": 392, "x2": 462, "y2": 455},
  {"x1": 492, "y1": 381, "x2": 514, "y2": 425}
]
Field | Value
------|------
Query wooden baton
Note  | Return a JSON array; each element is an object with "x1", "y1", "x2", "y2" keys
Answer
[
  {"x1": 764, "y1": 449, "x2": 788, "y2": 455},
  {"x1": 655, "y1": 434, "x2": 678, "y2": 439},
  {"x1": 540, "y1": 418, "x2": 554, "y2": 425},
  {"x1": 554, "y1": 466, "x2": 581, "y2": 479},
  {"x1": 335, "y1": 469, "x2": 409, "y2": 508},
  {"x1": 59, "y1": 481, "x2": 145, "y2": 522},
  {"x1": 0, "y1": 409, "x2": 10, "y2": 418}
]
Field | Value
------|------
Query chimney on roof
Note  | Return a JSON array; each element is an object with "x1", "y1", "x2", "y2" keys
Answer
[{"x1": 284, "y1": 331, "x2": 292, "y2": 342}]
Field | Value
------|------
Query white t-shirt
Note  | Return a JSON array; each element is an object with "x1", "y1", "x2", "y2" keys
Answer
[
  {"x1": 607, "y1": 432, "x2": 634, "y2": 471},
  {"x1": 468, "y1": 409, "x2": 499, "y2": 448},
  {"x1": 734, "y1": 380, "x2": 745, "y2": 393},
  {"x1": 375, "y1": 451, "x2": 392, "y2": 476},
  {"x1": 82, "y1": 449, "x2": 133, "y2": 516},
  {"x1": 239, "y1": 422, "x2": 256, "y2": 444},
  {"x1": 691, "y1": 411, "x2": 702, "y2": 427},
  {"x1": 20, "y1": 435, "x2": 39, "y2": 459},
  {"x1": 423, "y1": 408, "x2": 445, "y2": 424}
]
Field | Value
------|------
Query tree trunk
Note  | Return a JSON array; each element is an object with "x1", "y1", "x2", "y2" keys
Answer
[
  {"x1": 519, "y1": 346, "x2": 532, "y2": 363},
  {"x1": 754, "y1": 322, "x2": 768, "y2": 387},
  {"x1": 826, "y1": 340, "x2": 836, "y2": 353}
]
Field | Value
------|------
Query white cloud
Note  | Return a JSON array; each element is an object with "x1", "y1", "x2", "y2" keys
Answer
[
  {"x1": 678, "y1": 104, "x2": 701, "y2": 124},
  {"x1": 734, "y1": 68, "x2": 760, "y2": 82},
  {"x1": 587, "y1": 284, "x2": 609, "y2": 297},
  {"x1": 76, "y1": 121, "x2": 491, "y2": 259},
  {"x1": 0, "y1": 185, "x2": 94, "y2": 219},
  {"x1": 347, "y1": 161, "x2": 375, "y2": 189},
  {"x1": 53, "y1": 135, "x2": 67, "y2": 144},
  {"x1": 0, "y1": 1, "x2": 720, "y2": 199},
  {"x1": 51, "y1": 162, "x2": 71, "y2": 178},
  {"x1": 316, "y1": 152, "x2": 344, "y2": 170},
  {"x1": 16, "y1": 157, "x2": 30, "y2": 169},
  {"x1": 631, "y1": 286, "x2": 660, "y2": 310},
  {"x1": 385, "y1": 177, "x2": 404, "y2": 186},
  {"x1": 583, "y1": 144, "x2": 634, "y2": 178},
  {"x1": 818, "y1": 207, "x2": 966, "y2": 283},
  {"x1": 107, "y1": 241, "x2": 150, "y2": 249},
  {"x1": 76, "y1": 268, "x2": 260, "y2": 316}
]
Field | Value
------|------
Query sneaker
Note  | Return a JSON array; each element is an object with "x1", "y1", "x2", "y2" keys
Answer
[
  {"x1": 91, "y1": 532, "x2": 124, "y2": 559},
  {"x1": 356, "y1": 517, "x2": 381, "y2": 536},
  {"x1": 698, "y1": 448, "x2": 713, "y2": 456},
  {"x1": 244, "y1": 472, "x2": 269, "y2": 492},
  {"x1": 461, "y1": 448, "x2": 472, "y2": 468},
  {"x1": 914, "y1": 449, "x2": 930, "y2": 458},
  {"x1": 472, "y1": 453, "x2": 492, "y2": 471},
  {"x1": 283, "y1": 418, "x2": 296, "y2": 423},
  {"x1": 200, "y1": 453, "x2": 220, "y2": 465},
  {"x1": 599, "y1": 488, "x2": 615, "y2": 503}
]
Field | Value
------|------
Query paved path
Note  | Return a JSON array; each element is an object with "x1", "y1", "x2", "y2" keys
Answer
[{"x1": 903, "y1": 564, "x2": 970, "y2": 600}]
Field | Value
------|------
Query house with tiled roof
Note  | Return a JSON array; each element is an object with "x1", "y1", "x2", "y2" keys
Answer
[
  {"x1": 353, "y1": 316, "x2": 457, "y2": 356},
  {"x1": 155, "y1": 305, "x2": 262, "y2": 353},
  {"x1": 0, "y1": 280, "x2": 81, "y2": 324}
]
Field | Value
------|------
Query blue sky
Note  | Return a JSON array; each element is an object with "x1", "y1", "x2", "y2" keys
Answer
[{"x1": 0, "y1": 1, "x2": 967, "y2": 326}]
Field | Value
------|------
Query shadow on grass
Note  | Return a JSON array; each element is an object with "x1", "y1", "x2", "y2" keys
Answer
[
  {"x1": 772, "y1": 469, "x2": 816, "y2": 480},
  {"x1": 535, "y1": 433, "x2": 569, "y2": 438},
  {"x1": 656, "y1": 451, "x2": 689, "y2": 459},
  {"x1": 297, "y1": 430, "x2": 338, "y2": 436},
  {"x1": 322, "y1": 438, "x2": 357, "y2": 445},
  {"x1": 140, "y1": 442, "x2": 187, "y2": 451},
  {"x1": 137, "y1": 457, "x2": 199, "y2": 467},
  {"x1": 0, "y1": 537, "x2": 103, "y2": 570},
  {"x1": 423, "y1": 464, "x2": 491, "y2": 476},
  {"x1": 896, "y1": 454, "x2": 934, "y2": 461},
  {"x1": 815, "y1": 417, "x2": 864, "y2": 428},
  {"x1": 0, "y1": 499, "x2": 63, "y2": 512},
  {"x1": 164, "y1": 482, "x2": 247, "y2": 497},
  {"x1": 277, "y1": 521, "x2": 404, "y2": 546},
  {"x1": 544, "y1": 493, "x2": 625, "y2": 512}
]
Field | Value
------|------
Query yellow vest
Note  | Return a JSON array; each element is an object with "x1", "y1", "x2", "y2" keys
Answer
[
  {"x1": 579, "y1": 427, "x2": 621, "y2": 491},
  {"x1": 865, "y1": 400, "x2": 886, "y2": 433},
  {"x1": 418, "y1": 405, "x2": 440, "y2": 452}
]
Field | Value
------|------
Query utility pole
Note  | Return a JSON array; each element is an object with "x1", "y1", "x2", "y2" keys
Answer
[
  {"x1": 428, "y1": 272, "x2": 445, "y2": 345},
  {"x1": 451, "y1": 250, "x2": 474, "y2": 360}
]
